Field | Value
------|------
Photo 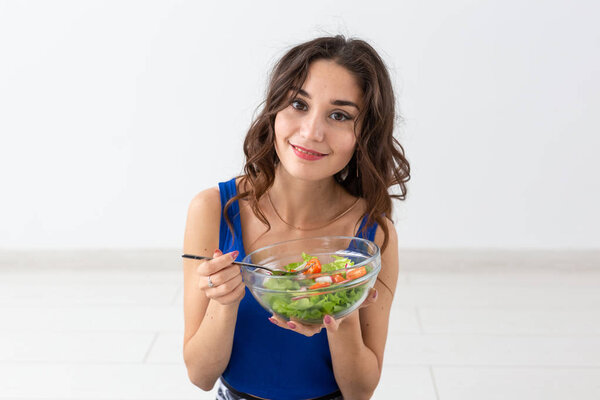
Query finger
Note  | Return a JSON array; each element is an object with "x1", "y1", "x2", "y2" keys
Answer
[
  {"x1": 197, "y1": 250, "x2": 239, "y2": 276},
  {"x1": 268, "y1": 315, "x2": 285, "y2": 328},
  {"x1": 204, "y1": 264, "x2": 241, "y2": 287},
  {"x1": 198, "y1": 266, "x2": 231, "y2": 291},
  {"x1": 204, "y1": 273, "x2": 243, "y2": 298},
  {"x1": 323, "y1": 314, "x2": 340, "y2": 332},
  {"x1": 197, "y1": 269, "x2": 215, "y2": 290},
  {"x1": 268, "y1": 315, "x2": 322, "y2": 337},
  {"x1": 285, "y1": 320, "x2": 323, "y2": 337},
  {"x1": 195, "y1": 249, "x2": 223, "y2": 274},
  {"x1": 359, "y1": 288, "x2": 378, "y2": 309},
  {"x1": 212, "y1": 280, "x2": 246, "y2": 305}
]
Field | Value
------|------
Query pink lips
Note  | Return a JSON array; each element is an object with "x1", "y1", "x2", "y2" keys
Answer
[{"x1": 290, "y1": 144, "x2": 327, "y2": 161}]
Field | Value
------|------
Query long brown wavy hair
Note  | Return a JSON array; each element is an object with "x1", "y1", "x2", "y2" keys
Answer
[{"x1": 223, "y1": 35, "x2": 410, "y2": 252}]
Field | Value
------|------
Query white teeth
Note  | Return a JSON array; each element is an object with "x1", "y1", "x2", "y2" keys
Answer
[{"x1": 293, "y1": 145, "x2": 322, "y2": 156}]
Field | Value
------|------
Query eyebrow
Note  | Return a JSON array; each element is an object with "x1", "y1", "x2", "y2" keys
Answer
[{"x1": 295, "y1": 88, "x2": 360, "y2": 111}]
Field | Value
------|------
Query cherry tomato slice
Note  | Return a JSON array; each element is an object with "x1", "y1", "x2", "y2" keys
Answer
[
  {"x1": 305, "y1": 258, "x2": 322, "y2": 275},
  {"x1": 309, "y1": 281, "x2": 331, "y2": 290},
  {"x1": 332, "y1": 274, "x2": 345, "y2": 283},
  {"x1": 346, "y1": 266, "x2": 367, "y2": 281}
]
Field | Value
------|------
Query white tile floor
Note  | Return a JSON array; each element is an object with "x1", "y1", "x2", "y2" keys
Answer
[{"x1": 1, "y1": 249, "x2": 599, "y2": 399}]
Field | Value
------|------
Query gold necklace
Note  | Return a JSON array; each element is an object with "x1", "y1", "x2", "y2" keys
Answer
[{"x1": 267, "y1": 191, "x2": 360, "y2": 231}]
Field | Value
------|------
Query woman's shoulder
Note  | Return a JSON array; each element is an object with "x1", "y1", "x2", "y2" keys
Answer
[
  {"x1": 188, "y1": 186, "x2": 221, "y2": 218},
  {"x1": 184, "y1": 187, "x2": 223, "y2": 256},
  {"x1": 189, "y1": 175, "x2": 244, "y2": 212},
  {"x1": 373, "y1": 215, "x2": 397, "y2": 250}
]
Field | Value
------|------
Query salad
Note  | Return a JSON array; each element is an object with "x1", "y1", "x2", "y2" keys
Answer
[{"x1": 261, "y1": 252, "x2": 371, "y2": 322}]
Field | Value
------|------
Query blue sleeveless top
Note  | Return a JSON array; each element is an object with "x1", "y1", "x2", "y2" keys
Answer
[{"x1": 218, "y1": 177, "x2": 378, "y2": 400}]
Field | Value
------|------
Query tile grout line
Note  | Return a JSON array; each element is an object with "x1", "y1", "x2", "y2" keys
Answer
[
  {"x1": 2, "y1": 359, "x2": 600, "y2": 368},
  {"x1": 429, "y1": 366, "x2": 441, "y2": 400},
  {"x1": 142, "y1": 332, "x2": 160, "y2": 363},
  {"x1": 382, "y1": 363, "x2": 600, "y2": 369}
]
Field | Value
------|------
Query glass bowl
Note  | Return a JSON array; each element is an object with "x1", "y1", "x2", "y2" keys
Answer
[{"x1": 241, "y1": 236, "x2": 381, "y2": 325}]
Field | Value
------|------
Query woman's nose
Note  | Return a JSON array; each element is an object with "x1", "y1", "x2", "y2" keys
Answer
[{"x1": 299, "y1": 112, "x2": 324, "y2": 141}]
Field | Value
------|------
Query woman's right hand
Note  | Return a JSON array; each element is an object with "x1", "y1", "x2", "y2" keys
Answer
[{"x1": 196, "y1": 249, "x2": 246, "y2": 305}]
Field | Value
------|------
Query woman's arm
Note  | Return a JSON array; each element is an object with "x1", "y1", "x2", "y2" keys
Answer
[
  {"x1": 326, "y1": 217, "x2": 399, "y2": 399},
  {"x1": 182, "y1": 188, "x2": 246, "y2": 391},
  {"x1": 270, "y1": 217, "x2": 399, "y2": 398}
]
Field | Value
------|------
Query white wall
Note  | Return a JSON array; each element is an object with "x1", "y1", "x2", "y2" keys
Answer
[{"x1": 1, "y1": 0, "x2": 598, "y2": 249}]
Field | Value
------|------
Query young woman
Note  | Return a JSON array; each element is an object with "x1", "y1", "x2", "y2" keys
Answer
[{"x1": 182, "y1": 35, "x2": 410, "y2": 400}]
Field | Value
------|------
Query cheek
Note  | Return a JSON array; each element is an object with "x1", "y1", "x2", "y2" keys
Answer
[
  {"x1": 274, "y1": 112, "x2": 292, "y2": 142},
  {"x1": 273, "y1": 114, "x2": 284, "y2": 148},
  {"x1": 336, "y1": 133, "x2": 357, "y2": 156}
]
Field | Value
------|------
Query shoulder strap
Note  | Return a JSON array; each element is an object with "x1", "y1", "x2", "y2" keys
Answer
[
  {"x1": 217, "y1": 178, "x2": 242, "y2": 252},
  {"x1": 355, "y1": 214, "x2": 378, "y2": 242}
]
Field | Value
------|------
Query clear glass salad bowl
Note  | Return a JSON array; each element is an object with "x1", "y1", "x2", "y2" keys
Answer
[{"x1": 241, "y1": 236, "x2": 381, "y2": 325}]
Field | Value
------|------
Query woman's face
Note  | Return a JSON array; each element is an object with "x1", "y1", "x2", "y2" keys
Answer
[{"x1": 274, "y1": 59, "x2": 363, "y2": 182}]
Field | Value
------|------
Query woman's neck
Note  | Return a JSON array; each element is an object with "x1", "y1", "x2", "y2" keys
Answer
[{"x1": 268, "y1": 166, "x2": 346, "y2": 229}]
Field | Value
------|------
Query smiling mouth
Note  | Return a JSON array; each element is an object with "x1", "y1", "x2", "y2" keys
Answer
[{"x1": 290, "y1": 143, "x2": 327, "y2": 156}]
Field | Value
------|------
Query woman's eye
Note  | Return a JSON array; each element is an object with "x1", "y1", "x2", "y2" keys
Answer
[
  {"x1": 330, "y1": 112, "x2": 351, "y2": 122},
  {"x1": 291, "y1": 100, "x2": 307, "y2": 111}
]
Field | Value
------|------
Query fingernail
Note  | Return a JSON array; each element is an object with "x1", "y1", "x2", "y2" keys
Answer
[
  {"x1": 268, "y1": 317, "x2": 277, "y2": 325},
  {"x1": 287, "y1": 321, "x2": 296, "y2": 329},
  {"x1": 324, "y1": 315, "x2": 332, "y2": 324},
  {"x1": 231, "y1": 250, "x2": 239, "y2": 260},
  {"x1": 214, "y1": 249, "x2": 222, "y2": 256}
]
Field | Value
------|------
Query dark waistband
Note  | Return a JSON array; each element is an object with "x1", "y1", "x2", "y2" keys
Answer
[{"x1": 220, "y1": 377, "x2": 343, "y2": 400}]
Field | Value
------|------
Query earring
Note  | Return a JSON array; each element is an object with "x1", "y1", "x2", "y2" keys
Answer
[{"x1": 340, "y1": 165, "x2": 349, "y2": 181}]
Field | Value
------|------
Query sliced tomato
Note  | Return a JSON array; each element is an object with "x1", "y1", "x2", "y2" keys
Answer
[
  {"x1": 346, "y1": 266, "x2": 367, "y2": 281},
  {"x1": 305, "y1": 258, "x2": 322, "y2": 274},
  {"x1": 309, "y1": 281, "x2": 331, "y2": 290},
  {"x1": 331, "y1": 274, "x2": 345, "y2": 283}
]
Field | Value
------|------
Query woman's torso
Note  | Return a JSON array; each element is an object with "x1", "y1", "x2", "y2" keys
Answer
[{"x1": 217, "y1": 177, "x2": 378, "y2": 400}]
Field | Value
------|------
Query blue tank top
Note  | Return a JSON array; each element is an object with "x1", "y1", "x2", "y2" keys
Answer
[{"x1": 218, "y1": 177, "x2": 378, "y2": 400}]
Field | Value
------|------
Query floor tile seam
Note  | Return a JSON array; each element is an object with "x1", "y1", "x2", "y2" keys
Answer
[
  {"x1": 403, "y1": 283, "x2": 600, "y2": 288},
  {"x1": 397, "y1": 284, "x2": 600, "y2": 289},
  {"x1": 0, "y1": 328, "x2": 184, "y2": 336},
  {"x1": 0, "y1": 302, "x2": 178, "y2": 306},
  {"x1": 0, "y1": 329, "x2": 183, "y2": 334},
  {"x1": 142, "y1": 333, "x2": 160, "y2": 363},
  {"x1": 392, "y1": 305, "x2": 600, "y2": 310},
  {"x1": 400, "y1": 272, "x2": 600, "y2": 276},
  {"x1": 0, "y1": 397, "x2": 199, "y2": 400},
  {"x1": 428, "y1": 365, "x2": 440, "y2": 400},
  {"x1": 385, "y1": 363, "x2": 600, "y2": 369},
  {"x1": 386, "y1": 332, "x2": 600, "y2": 338},
  {"x1": 413, "y1": 306, "x2": 600, "y2": 310},
  {"x1": 1, "y1": 305, "x2": 182, "y2": 309},
  {"x1": 0, "y1": 360, "x2": 184, "y2": 365},
  {"x1": 4, "y1": 360, "x2": 582, "y2": 368},
  {"x1": 406, "y1": 332, "x2": 600, "y2": 337},
  {"x1": 3, "y1": 361, "x2": 600, "y2": 370},
  {"x1": 0, "y1": 275, "x2": 181, "y2": 279},
  {"x1": 0, "y1": 282, "x2": 182, "y2": 288}
]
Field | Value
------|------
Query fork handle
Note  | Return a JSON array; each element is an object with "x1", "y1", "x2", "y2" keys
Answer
[{"x1": 181, "y1": 254, "x2": 273, "y2": 271}]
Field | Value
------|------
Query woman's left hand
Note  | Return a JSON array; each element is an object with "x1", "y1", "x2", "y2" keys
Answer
[{"x1": 268, "y1": 287, "x2": 378, "y2": 337}]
